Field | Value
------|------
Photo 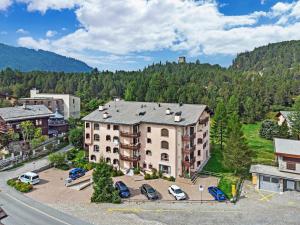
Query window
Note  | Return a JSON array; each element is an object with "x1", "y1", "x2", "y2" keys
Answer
[
  {"x1": 147, "y1": 138, "x2": 152, "y2": 144},
  {"x1": 159, "y1": 164, "x2": 171, "y2": 174},
  {"x1": 113, "y1": 125, "x2": 119, "y2": 130},
  {"x1": 287, "y1": 162, "x2": 296, "y2": 170},
  {"x1": 203, "y1": 131, "x2": 207, "y2": 138},
  {"x1": 197, "y1": 150, "x2": 201, "y2": 156},
  {"x1": 113, "y1": 147, "x2": 119, "y2": 153},
  {"x1": 90, "y1": 155, "x2": 96, "y2": 161},
  {"x1": 94, "y1": 123, "x2": 100, "y2": 130},
  {"x1": 148, "y1": 164, "x2": 153, "y2": 169},
  {"x1": 161, "y1": 141, "x2": 169, "y2": 149},
  {"x1": 161, "y1": 153, "x2": 169, "y2": 161},
  {"x1": 263, "y1": 176, "x2": 270, "y2": 182},
  {"x1": 106, "y1": 135, "x2": 111, "y2": 141},
  {"x1": 203, "y1": 142, "x2": 207, "y2": 149},
  {"x1": 197, "y1": 138, "x2": 203, "y2": 144},
  {"x1": 271, "y1": 177, "x2": 279, "y2": 183},
  {"x1": 73, "y1": 99, "x2": 75, "y2": 104},
  {"x1": 197, "y1": 161, "x2": 201, "y2": 167},
  {"x1": 146, "y1": 150, "x2": 152, "y2": 156},
  {"x1": 147, "y1": 127, "x2": 151, "y2": 133},
  {"x1": 94, "y1": 134, "x2": 100, "y2": 141},
  {"x1": 86, "y1": 123, "x2": 90, "y2": 128},
  {"x1": 107, "y1": 124, "x2": 111, "y2": 130},
  {"x1": 106, "y1": 146, "x2": 111, "y2": 153},
  {"x1": 161, "y1": 128, "x2": 169, "y2": 137},
  {"x1": 113, "y1": 136, "x2": 119, "y2": 143},
  {"x1": 113, "y1": 159, "x2": 119, "y2": 165},
  {"x1": 86, "y1": 133, "x2": 90, "y2": 139},
  {"x1": 143, "y1": 162, "x2": 147, "y2": 168},
  {"x1": 93, "y1": 145, "x2": 99, "y2": 152},
  {"x1": 106, "y1": 158, "x2": 111, "y2": 163}
]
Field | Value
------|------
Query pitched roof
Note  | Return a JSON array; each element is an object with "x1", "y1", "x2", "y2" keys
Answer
[
  {"x1": 0, "y1": 105, "x2": 53, "y2": 122},
  {"x1": 82, "y1": 101, "x2": 208, "y2": 126},
  {"x1": 278, "y1": 111, "x2": 292, "y2": 125},
  {"x1": 274, "y1": 138, "x2": 300, "y2": 156}
]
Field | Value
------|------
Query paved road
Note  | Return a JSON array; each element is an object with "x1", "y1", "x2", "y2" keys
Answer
[{"x1": 0, "y1": 145, "x2": 93, "y2": 225}]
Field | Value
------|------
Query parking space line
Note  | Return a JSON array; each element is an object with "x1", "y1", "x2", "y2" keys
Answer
[
  {"x1": 259, "y1": 193, "x2": 275, "y2": 202},
  {"x1": 107, "y1": 208, "x2": 241, "y2": 214}
]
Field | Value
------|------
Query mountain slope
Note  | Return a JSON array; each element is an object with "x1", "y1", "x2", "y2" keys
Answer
[
  {"x1": 0, "y1": 43, "x2": 92, "y2": 73},
  {"x1": 231, "y1": 40, "x2": 300, "y2": 72}
]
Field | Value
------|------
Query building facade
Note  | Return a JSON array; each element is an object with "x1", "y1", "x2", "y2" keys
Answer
[
  {"x1": 21, "y1": 88, "x2": 81, "y2": 119},
  {"x1": 250, "y1": 138, "x2": 300, "y2": 193},
  {"x1": 0, "y1": 104, "x2": 53, "y2": 136},
  {"x1": 83, "y1": 101, "x2": 211, "y2": 178}
]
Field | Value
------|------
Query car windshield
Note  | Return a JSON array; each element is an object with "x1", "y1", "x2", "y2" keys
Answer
[
  {"x1": 32, "y1": 175, "x2": 39, "y2": 180},
  {"x1": 118, "y1": 184, "x2": 128, "y2": 191},
  {"x1": 147, "y1": 188, "x2": 156, "y2": 193},
  {"x1": 218, "y1": 194, "x2": 225, "y2": 199},
  {"x1": 174, "y1": 189, "x2": 183, "y2": 194}
]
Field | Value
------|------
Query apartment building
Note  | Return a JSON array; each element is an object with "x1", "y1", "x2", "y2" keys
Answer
[
  {"x1": 82, "y1": 100, "x2": 211, "y2": 178},
  {"x1": 19, "y1": 88, "x2": 81, "y2": 119}
]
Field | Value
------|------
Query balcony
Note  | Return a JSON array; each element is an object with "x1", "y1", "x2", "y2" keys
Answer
[
  {"x1": 182, "y1": 133, "x2": 196, "y2": 141},
  {"x1": 182, "y1": 145, "x2": 196, "y2": 154},
  {"x1": 120, "y1": 131, "x2": 141, "y2": 138},
  {"x1": 120, "y1": 143, "x2": 141, "y2": 150},
  {"x1": 119, "y1": 153, "x2": 140, "y2": 162},
  {"x1": 182, "y1": 157, "x2": 195, "y2": 168}
]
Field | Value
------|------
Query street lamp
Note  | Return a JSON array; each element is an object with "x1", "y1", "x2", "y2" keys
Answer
[{"x1": 199, "y1": 184, "x2": 204, "y2": 204}]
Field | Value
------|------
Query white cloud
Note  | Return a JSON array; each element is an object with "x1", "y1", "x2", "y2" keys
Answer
[
  {"x1": 16, "y1": 0, "x2": 79, "y2": 13},
  {"x1": 16, "y1": 0, "x2": 300, "y2": 68},
  {"x1": 0, "y1": 0, "x2": 12, "y2": 10},
  {"x1": 16, "y1": 28, "x2": 29, "y2": 34},
  {"x1": 46, "y1": 30, "x2": 57, "y2": 37}
]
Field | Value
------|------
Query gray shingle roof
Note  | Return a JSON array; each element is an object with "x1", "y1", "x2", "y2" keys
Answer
[
  {"x1": 0, "y1": 105, "x2": 53, "y2": 122},
  {"x1": 250, "y1": 164, "x2": 300, "y2": 180},
  {"x1": 82, "y1": 101, "x2": 208, "y2": 126},
  {"x1": 279, "y1": 111, "x2": 292, "y2": 125},
  {"x1": 274, "y1": 138, "x2": 300, "y2": 155}
]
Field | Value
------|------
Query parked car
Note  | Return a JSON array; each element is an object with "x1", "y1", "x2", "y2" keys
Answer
[
  {"x1": 208, "y1": 186, "x2": 227, "y2": 201},
  {"x1": 69, "y1": 168, "x2": 86, "y2": 180},
  {"x1": 0, "y1": 207, "x2": 8, "y2": 221},
  {"x1": 18, "y1": 172, "x2": 40, "y2": 185},
  {"x1": 115, "y1": 181, "x2": 130, "y2": 198},
  {"x1": 168, "y1": 185, "x2": 186, "y2": 200},
  {"x1": 140, "y1": 184, "x2": 159, "y2": 200}
]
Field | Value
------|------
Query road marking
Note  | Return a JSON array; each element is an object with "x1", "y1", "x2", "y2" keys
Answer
[
  {"x1": 4, "y1": 193, "x2": 73, "y2": 225},
  {"x1": 259, "y1": 193, "x2": 275, "y2": 202}
]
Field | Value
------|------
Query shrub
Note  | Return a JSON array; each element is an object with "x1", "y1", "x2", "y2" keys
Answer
[
  {"x1": 168, "y1": 176, "x2": 176, "y2": 182},
  {"x1": 144, "y1": 173, "x2": 151, "y2": 180},
  {"x1": 66, "y1": 148, "x2": 78, "y2": 161},
  {"x1": 83, "y1": 162, "x2": 95, "y2": 171},
  {"x1": 69, "y1": 127, "x2": 84, "y2": 149},
  {"x1": 133, "y1": 167, "x2": 140, "y2": 175},
  {"x1": 259, "y1": 120, "x2": 279, "y2": 140},
  {"x1": 112, "y1": 190, "x2": 122, "y2": 204},
  {"x1": 49, "y1": 152, "x2": 66, "y2": 167},
  {"x1": 7, "y1": 178, "x2": 17, "y2": 187},
  {"x1": 112, "y1": 169, "x2": 124, "y2": 177},
  {"x1": 56, "y1": 164, "x2": 70, "y2": 170},
  {"x1": 7, "y1": 179, "x2": 33, "y2": 193},
  {"x1": 158, "y1": 170, "x2": 163, "y2": 178}
]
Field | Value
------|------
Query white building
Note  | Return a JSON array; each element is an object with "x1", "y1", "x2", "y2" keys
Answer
[{"x1": 30, "y1": 88, "x2": 80, "y2": 119}]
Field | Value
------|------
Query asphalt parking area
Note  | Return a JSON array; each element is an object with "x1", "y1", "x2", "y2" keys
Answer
[{"x1": 25, "y1": 168, "x2": 218, "y2": 204}]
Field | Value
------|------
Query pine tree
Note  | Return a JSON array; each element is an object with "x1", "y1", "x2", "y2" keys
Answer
[
  {"x1": 227, "y1": 95, "x2": 239, "y2": 115},
  {"x1": 288, "y1": 112, "x2": 300, "y2": 139},
  {"x1": 223, "y1": 113, "x2": 253, "y2": 175},
  {"x1": 278, "y1": 121, "x2": 290, "y2": 139},
  {"x1": 211, "y1": 99, "x2": 227, "y2": 150},
  {"x1": 91, "y1": 159, "x2": 121, "y2": 203}
]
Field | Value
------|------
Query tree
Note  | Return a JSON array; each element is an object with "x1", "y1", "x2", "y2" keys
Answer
[
  {"x1": 69, "y1": 127, "x2": 84, "y2": 149},
  {"x1": 278, "y1": 121, "x2": 291, "y2": 139},
  {"x1": 20, "y1": 121, "x2": 35, "y2": 142},
  {"x1": 259, "y1": 120, "x2": 279, "y2": 140},
  {"x1": 223, "y1": 113, "x2": 253, "y2": 175},
  {"x1": 48, "y1": 152, "x2": 66, "y2": 167},
  {"x1": 91, "y1": 159, "x2": 121, "y2": 203},
  {"x1": 227, "y1": 95, "x2": 239, "y2": 115},
  {"x1": 211, "y1": 99, "x2": 227, "y2": 150},
  {"x1": 288, "y1": 112, "x2": 300, "y2": 139}
]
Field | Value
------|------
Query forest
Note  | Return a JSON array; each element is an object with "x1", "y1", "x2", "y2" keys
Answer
[{"x1": 1, "y1": 40, "x2": 300, "y2": 123}]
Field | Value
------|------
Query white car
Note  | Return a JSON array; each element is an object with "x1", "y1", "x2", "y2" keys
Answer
[
  {"x1": 168, "y1": 185, "x2": 186, "y2": 200},
  {"x1": 18, "y1": 172, "x2": 40, "y2": 185}
]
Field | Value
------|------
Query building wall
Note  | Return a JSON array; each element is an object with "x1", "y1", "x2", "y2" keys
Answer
[
  {"x1": 19, "y1": 98, "x2": 64, "y2": 116},
  {"x1": 278, "y1": 156, "x2": 300, "y2": 174},
  {"x1": 30, "y1": 89, "x2": 80, "y2": 119}
]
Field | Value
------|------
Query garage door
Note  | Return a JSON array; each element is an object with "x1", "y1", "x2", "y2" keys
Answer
[{"x1": 259, "y1": 175, "x2": 280, "y2": 192}]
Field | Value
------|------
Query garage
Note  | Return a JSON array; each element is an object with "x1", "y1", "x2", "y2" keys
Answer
[{"x1": 259, "y1": 175, "x2": 280, "y2": 192}]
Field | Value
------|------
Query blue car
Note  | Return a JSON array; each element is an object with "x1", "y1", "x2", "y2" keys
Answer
[
  {"x1": 69, "y1": 168, "x2": 86, "y2": 180},
  {"x1": 115, "y1": 181, "x2": 130, "y2": 198},
  {"x1": 208, "y1": 186, "x2": 227, "y2": 202}
]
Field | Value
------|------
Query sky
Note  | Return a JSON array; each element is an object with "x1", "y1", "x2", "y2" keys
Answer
[{"x1": 0, "y1": 0, "x2": 299, "y2": 71}]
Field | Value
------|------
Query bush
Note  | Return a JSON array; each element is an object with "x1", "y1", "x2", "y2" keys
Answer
[
  {"x1": 49, "y1": 152, "x2": 66, "y2": 167},
  {"x1": 7, "y1": 179, "x2": 33, "y2": 193},
  {"x1": 158, "y1": 170, "x2": 163, "y2": 178},
  {"x1": 111, "y1": 169, "x2": 124, "y2": 177},
  {"x1": 144, "y1": 173, "x2": 151, "y2": 180},
  {"x1": 66, "y1": 148, "x2": 78, "y2": 161},
  {"x1": 133, "y1": 167, "x2": 140, "y2": 175},
  {"x1": 69, "y1": 127, "x2": 84, "y2": 149},
  {"x1": 144, "y1": 172, "x2": 159, "y2": 180},
  {"x1": 218, "y1": 175, "x2": 238, "y2": 199},
  {"x1": 56, "y1": 164, "x2": 70, "y2": 170},
  {"x1": 168, "y1": 176, "x2": 176, "y2": 182},
  {"x1": 112, "y1": 190, "x2": 122, "y2": 204}
]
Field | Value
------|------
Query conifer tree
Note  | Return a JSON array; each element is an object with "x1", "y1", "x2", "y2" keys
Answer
[{"x1": 211, "y1": 99, "x2": 227, "y2": 150}]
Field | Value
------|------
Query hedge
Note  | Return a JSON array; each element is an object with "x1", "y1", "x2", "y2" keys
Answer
[{"x1": 7, "y1": 179, "x2": 33, "y2": 193}]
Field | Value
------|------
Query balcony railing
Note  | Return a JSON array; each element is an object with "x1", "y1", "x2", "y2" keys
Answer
[
  {"x1": 182, "y1": 145, "x2": 196, "y2": 154},
  {"x1": 119, "y1": 153, "x2": 140, "y2": 162},
  {"x1": 182, "y1": 133, "x2": 196, "y2": 141},
  {"x1": 120, "y1": 143, "x2": 141, "y2": 150},
  {"x1": 182, "y1": 157, "x2": 196, "y2": 168},
  {"x1": 120, "y1": 131, "x2": 141, "y2": 138}
]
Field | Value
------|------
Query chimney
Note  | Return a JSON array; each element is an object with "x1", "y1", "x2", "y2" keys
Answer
[
  {"x1": 166, "y1": 108, "x2": 171, "y2": 115},
  {"x1": 99, "y1": 105, "x2": 104, "y2": 111},
  {"x1": 174, "y1": 111, "x2": 182, "y2": 122},
  {"x1": 30, "y1": 88, "x2": 39, "y2": 97},
  {"x1": 103, "y1": 112, "x2": 109, "y2": 119},
  {"x1": 22, "y1": 103, "x2": 27, "y2": 110}
]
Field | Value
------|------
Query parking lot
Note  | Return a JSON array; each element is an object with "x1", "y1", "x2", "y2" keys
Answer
[{"x1": 25, "y1": 168, "x2": 218, "y2": 204}]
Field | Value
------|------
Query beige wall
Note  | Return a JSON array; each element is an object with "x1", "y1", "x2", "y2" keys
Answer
[
  {"x1": 84, "y1": 110, "x2": 210, "y2": 178},
  {"x1": 278, "y1": 156, "x2": 300, "y2": 174}
]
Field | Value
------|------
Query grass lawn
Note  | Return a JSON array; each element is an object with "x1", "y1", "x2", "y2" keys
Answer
[{"x1": 242, "y1": 123, "x2": 275, "y2": 166}]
